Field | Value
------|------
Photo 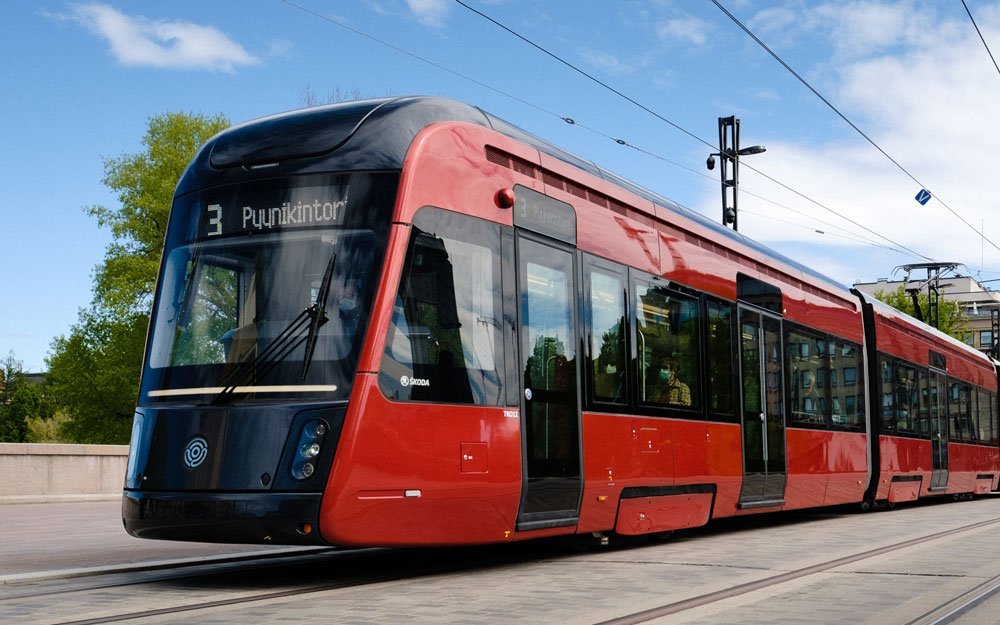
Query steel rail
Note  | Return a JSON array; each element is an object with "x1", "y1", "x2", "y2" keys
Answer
[{"x1": 596, "y1": 515, "x2": 1000, "y2": 625}]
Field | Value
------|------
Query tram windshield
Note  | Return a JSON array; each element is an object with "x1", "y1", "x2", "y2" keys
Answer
[{"x1": 140, "y1": 172, "x2": 397, "y2": 403}]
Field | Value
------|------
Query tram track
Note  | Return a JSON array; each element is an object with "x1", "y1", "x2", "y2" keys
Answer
[
  {"x1": 597, "y1": 515, "x2": 1000, "y2": 625},
  {"x1": 15, "y1": 539, "x2": 555, "y2": 625},
  {"x1": 9, "y1": 508, "x2": 1000, "y2": 625},
  {"x1": 24, "y1": 553, "x2": 436, "y2": 625},
  {"x1": 51, "y1": 572, "x2": 407, "y2": 625},
  {"x1": 905, "y1": 572, "x2": 1000, "y2": 625},
  {"x1": 0, "y1": 548, "x2": 354, "y2": 602}
]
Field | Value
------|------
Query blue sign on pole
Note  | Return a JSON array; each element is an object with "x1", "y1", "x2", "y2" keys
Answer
[{"x1": 915, "y1": 189, "x2": 932, "y2": 205}]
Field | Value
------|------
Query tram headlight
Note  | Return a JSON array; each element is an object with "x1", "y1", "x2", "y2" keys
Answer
[
  {"x1": 291, "y1": 419, "x2": 328, "y2": 480},
  {"x1": 305, "y1": 421, "x2": 327, "y2": 438},
  {"x1": 293, "y1": 462, "x2": 316, "y2": 479},
  {"x1": 125, "y1": 412, "x2": 144, "y2": 488}
]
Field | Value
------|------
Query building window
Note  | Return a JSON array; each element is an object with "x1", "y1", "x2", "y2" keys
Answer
[{"x1": 980, "y1": 330, "x2": 993, "y2": 348}]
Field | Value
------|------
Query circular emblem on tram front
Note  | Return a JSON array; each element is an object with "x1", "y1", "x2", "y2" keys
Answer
[{"x1": 183, "y1": 437, "x2": 209, "y2": 469}]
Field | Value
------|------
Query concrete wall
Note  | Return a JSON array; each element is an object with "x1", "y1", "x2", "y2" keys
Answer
[{"x1": 0, "y1": 443, "x2": 128, "y2": 502}]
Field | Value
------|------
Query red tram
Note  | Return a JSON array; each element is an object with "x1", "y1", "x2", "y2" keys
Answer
[{"x1": 122, "y1": 97, "x2": 1000, "y2": 546}]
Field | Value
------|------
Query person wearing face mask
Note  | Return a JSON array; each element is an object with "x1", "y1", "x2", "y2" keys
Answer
[{"x1": 651, "y1": 355, "x2": 691, "y2": 407}]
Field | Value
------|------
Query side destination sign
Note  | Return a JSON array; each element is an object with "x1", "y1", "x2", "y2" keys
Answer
[
  {"x1": 512, "y1": 184, "x2": 576, "y2": 244},
  {"x1": 201, "y1": 184, "x2": 350, "y2": 237}
]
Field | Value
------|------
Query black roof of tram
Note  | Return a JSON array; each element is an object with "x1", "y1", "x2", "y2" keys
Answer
[{"x1": 182, "y1": 95, "x2": 845, "y2": 294}]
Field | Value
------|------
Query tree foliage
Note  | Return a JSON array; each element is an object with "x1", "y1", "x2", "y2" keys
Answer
[
  {"x1": 0, "y1": 352, "x2": 51, "y2": 443},
  {"x1": 46, "y1": 112, "x2": 229, "y2": 444},
  {"x1": 89, "y1": 112, "x2": 229, "y2": 317},
  {"x1": 46, "y1": 311, "x2": 147, "y2": 443},
  {"x1": 872, "y1": 285, "x2": 966, "y2": 341}
]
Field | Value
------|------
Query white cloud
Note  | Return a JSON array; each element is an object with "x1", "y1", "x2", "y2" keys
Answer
[
  {"x1": 656, "y1": 17, "x2": 711, "y2": 46},
  {"x1": 68, "y1": 3, "x2": 259, "y2": 72},
  {"x1": 814, "y1": 0, "x2": 942, "y2": 60},
  {"x1": 406, "y1": 0, "x2": 449, "y2": 28},
  {"x1": 704, "y1": 1, "x2": 1000, "y2": 284},
  {"x1": 580, "y1": 49, "x2": 636, "y2": 75},
  {"x1": 747, "y1": 7, "x2": 811, "y2": 48}
]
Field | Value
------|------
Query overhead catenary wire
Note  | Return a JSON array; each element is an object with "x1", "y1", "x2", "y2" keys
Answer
[
  {"x1": 277, "y1": 0, "x2": 567, "y2": 124},
  {"x1": 453, "y1": 0, "x2": 711, "y2": 150},
  {"x1": 610, "y1": 134, "x2": 913, "y2": 252},
  {"x1": 453, "y1": 0, "x2": 935, "y2": 261},
  {"x1": 711, "y1": 0, "x2": 1000, "y2": 256},
  {"x1": 281, "y1": 0, "x2": 935, "y2": 262},
  {"x1": 579, "y1": 126, "x2": 924, "y2": 256},
  {"x1": 962, "y1": 0, "x2": 1000, "y2": 79},
  {"x1": 739, "y1": 208, "x2": 916, "y2": 253}
]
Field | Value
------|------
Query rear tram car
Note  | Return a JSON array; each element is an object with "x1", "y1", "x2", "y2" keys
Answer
[{"x1": 123, "y1": 97, "x2": 1000, "y2": 546}]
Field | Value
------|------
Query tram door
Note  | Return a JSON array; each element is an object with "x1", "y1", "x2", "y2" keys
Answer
[
  {"x1": 929, "y1": 370, "x2": 949, "y2": 490},
  {"x1": 738, "y1": 306, "x2": 787, "y2": 506},
  {"x1": 515, "y1": 235, "x2": 582, "y2": 530}
]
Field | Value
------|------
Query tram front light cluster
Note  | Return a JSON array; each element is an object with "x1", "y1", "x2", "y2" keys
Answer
[{"x1": 291, "y1": 419, "x2": 328, "y2": 480}]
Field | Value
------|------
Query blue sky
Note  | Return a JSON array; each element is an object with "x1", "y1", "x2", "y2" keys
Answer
[{"x1": 4, "y1": 0, "x2": 1000, "y2": 372}]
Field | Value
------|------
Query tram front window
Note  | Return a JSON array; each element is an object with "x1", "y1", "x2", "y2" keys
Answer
[{"x1": 141, "y1": 172, "x2": 396, "y2": 403}]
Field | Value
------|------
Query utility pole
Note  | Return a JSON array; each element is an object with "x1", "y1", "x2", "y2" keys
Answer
[{"x1": 707, "y1": 116, "x2": 765, "y2": 231}]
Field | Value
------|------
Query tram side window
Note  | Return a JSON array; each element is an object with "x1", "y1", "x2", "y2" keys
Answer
[
  {"x1": 964, "y1": 383, "x2": 975, "y2": 441},
  {"x1": 380, "y1": 209, "x2": 504, "y2": 405},
  {"x1": 991, "y1": 392, "x2": 999, "y2": 445},
  {"x1": 588, "y1": 267, "x2": 627, "y2": 405},
  {"x1": 706, "y1": 300, "x2": 736, "y2": 420},
  {"x1": 786, "y1": 326, "x2": 828, "y2": 427},
  {"x1": 948, "y1": 381, "x2": 974, "y2": 442},
  {"x1": 635, "y1": 280, "x2": 700, "y2": 410},
  {"x1": 917, "y1": 368, "x2": 932, "y2": 435},
  {"x1": 976, "y1": 387, "x2": 992, "y2": 444},
  {"x1": 880, "y1": 357, "x2": 896, "y2": 432},
  {"x1": 895, "y1": 362, "x2": 919, "y2": 434},
  {"x1": 830, "y1": 340, "x2": 864, "y2": 429}
]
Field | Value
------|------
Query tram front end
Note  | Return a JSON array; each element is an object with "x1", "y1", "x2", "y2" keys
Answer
[{"x1": 122, "y1": 100, "x2": 410, "y2": 544}]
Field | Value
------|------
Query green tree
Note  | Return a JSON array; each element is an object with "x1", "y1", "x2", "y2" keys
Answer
[
  {"x1": 0, "y1": 352, "x2": 50, "y2": 442},
  {"x1": 89, "y1": 112, "x2": 229, "y2": 317},
  {"x1": 46, "y1": 112, "x2": 229, "y2": 444},
  {"x1": 872, "y1": 285, "x2": 966, "y2": 341},
  {"x1": 46, "y1": 311, "x2": 147, "y2": 443}
]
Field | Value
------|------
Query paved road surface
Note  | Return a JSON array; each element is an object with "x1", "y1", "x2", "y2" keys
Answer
[{"x1": 1, "y1": 495, "x2": 998, "y2": 624}]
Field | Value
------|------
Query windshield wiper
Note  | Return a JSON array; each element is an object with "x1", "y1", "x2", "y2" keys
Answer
[
  {"x1": 301, "y1": 252, "x2": 336, "y2": 380},
  {"x1": 211, "y1": 253, "x2": 336, "y2": 404}
]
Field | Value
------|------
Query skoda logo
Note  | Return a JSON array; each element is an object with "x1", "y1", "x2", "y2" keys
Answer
[{"x1": 183, "y1": 437, "x2": 209, "y2": 469}]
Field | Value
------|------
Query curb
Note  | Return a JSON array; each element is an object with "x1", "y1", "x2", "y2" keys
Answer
[{"x1": 0, "y1": 494, "x2": 122, "y2": 505}]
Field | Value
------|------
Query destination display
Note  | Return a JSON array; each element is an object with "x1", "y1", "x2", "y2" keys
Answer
[
  {"x1": 199, "y1": 184, "x2": 350, "y2": 238},
  {"x1": 512, "y1": 184, "x2": 576, "y2": 244}
]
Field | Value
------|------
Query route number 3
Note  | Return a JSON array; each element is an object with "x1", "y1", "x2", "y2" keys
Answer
[{"x1": 206, "y1": 204, "x2": 222, "y2": 236}]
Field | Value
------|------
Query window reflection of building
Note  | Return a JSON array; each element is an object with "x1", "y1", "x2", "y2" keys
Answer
[{"x1": 380, "y1": 210, "x2": 504, "y2": 405}]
